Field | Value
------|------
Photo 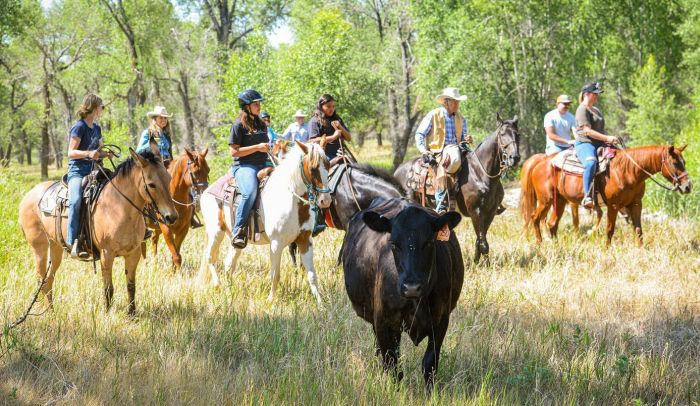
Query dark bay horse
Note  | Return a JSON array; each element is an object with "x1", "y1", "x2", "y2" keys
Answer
[
  {"x1": 147, "y1": 148, "x2": 210, "y2": 271},
  {"x1": 395, "y1": 115, "x2": 521, "y2": 262},
  {"x1": 521, "y1": 144, "x2": 691, "y2": 246},
  {"x1": 19, "y1": 147, "x2": 177, "y2": 315}
]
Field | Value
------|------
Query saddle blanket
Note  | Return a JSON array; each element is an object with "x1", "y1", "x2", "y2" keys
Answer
[
  {"x1": 551, "y1": 147, "x2": 616, "y2": 176},
  {"x1": 39, "y1": 182, "x2": 69, "y2": 217},
  {"x1": 206, "y1": 172, "x2": 266, "y2": 242}
]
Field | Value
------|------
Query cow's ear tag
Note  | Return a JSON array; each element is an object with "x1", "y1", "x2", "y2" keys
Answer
[{"x1": 436, "y1": 224, "x2": 450, "y2": 241}]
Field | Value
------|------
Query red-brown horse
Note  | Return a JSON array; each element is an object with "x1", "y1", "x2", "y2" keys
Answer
[
  {"x1": 521, "y1": 144, "x2": 691, "y2": 246},
  {"x1": 148, "y1": 148, "x2": 210, "y2": 271}
]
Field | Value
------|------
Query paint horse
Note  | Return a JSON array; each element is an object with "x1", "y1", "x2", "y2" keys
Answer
[
  {"x1": 19, "y1": 146, "x2": 177, "y2": 315},
  {"x1": 199, "y1": 141, "x2": 331, "y2": 303},
  {"x1": 521, "y1": 144, "x2": 691, "y2": 246},
  {"x1": 147, "y1": 148, "x2": 210, "y2": 271}
]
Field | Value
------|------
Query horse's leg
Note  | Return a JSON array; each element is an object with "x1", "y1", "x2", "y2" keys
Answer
[
  {"x1": 200, "y1": 227, "x2": 224, "y2": 286},
  {"x1": 44, "y1": 242, "x2": 63, "y2": 307},
  {"x1": 469, "y1": 212, "x2": 484, "y2": 263},
  {"x1": 100, "y1": 252, "x2": 115, "y2": 311},
  {"x1": 151, "y1": 228, "x2": 161, "y2": 257},
  {"x1": 124, "y1": 248, "x2": 141, "y2": 316},
  {"x1": 593, "y1": 206, "x2": 603, "y2": 231},
  {"x1": 531, "y1": 201, "x2": 551, "y2": 244},
  {"x1": 297, "y1": 232, "x2": 322, "y2": 304},
  {"x1": 172, "y1": 228, "x2": 188, "y2": 271},
  {"x1": 268, "y1": 239, "x2": 284, "y2": 302},
  {"x1": 224, "y1": 246, "x2": 243, "y2": 274},
  {"x1": 571, "y1": 203, "x2": 580, "y2": 231},
  {"x1": 628, "y1": 202, "x2": 643, "y2": 246},
  {"x1": 605, "y1": 207, "x2": 619, "y2": 247},
  {"x1": 548, "y1": 195, "x2": 567, "y2": 239},
  {"x1": 160, "y1": 227, "x2": 182, "y2": 272}
]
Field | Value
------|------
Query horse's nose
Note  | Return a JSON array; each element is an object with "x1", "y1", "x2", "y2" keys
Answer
[
  {"x1": 164, "y1": 212, "x2": 179, "y2": 225},
  {"x1": 401, "y1": 283, "x2": 423, "y2": 298},
  {"x1": 317, "y1": 193, "x2": 332, "y2": 209},
  {"x1": 681, "y1": 180, "x2": 692, "y2": 194}
]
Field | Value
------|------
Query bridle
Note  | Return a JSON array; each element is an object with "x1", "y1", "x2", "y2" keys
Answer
[
  {"x1": 471, "y1": 123, "x2": 519, "y2": 179},
  {"x1": 617, "y1": 142, "x2": 688, "y2": 192},
  {"x1": 291, "y1": 153, "x2": 331, "y2": 212},
  {"x1": 171, "y1": 156, "x2": 209, "y2": 207}
]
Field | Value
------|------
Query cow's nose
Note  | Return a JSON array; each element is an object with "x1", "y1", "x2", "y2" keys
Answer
[{"x1": 402, "y1": 283, "x2": 422, "y2": 298}]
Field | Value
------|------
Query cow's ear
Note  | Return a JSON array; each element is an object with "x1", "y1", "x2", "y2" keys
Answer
[
  {"x1": 432, "y1": 211, "x2": 461, "y2": 232},
  {"x1": 363, "y1": 211, "x2": 392, "y2": 233}
]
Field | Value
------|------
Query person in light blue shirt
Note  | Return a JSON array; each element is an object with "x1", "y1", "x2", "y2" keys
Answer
[
  {"x1": 137, "y1": 105, "x2": 174, "y2": 167},
  {"x1": 260, "y1": 112, "x2": 278, "y2": 145},
  {"x1": 282, "y1": 110, "x2": 310, "y2": 142},
  {"x1": 543, "y1": 95, "x2": 576, "y2": 155}
]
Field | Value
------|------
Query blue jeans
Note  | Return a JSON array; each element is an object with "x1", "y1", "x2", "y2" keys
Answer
[
  {"x1": 66, "y1": 162, "x2": 91, "y2": 244},
  {"x1": 231, "y1": 164, "x2": 265, "y2": 233},
  {"x1": 574, "y1": 141, "x2": 599, "y2": 197}
]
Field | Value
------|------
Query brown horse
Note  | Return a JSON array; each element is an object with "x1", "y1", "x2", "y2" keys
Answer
[
  {"x1": 520, "y1": 152, "x2": 589, "y2": 231},
  {"x1": 148, "y1": 148, "x2": 210, "y2": 271},
  {"x1": 521, "y1": 144, "x2": 691, "y2": 246},
  {"x1": 18, "y1": 147, "x2": 178, "y2": 315}
]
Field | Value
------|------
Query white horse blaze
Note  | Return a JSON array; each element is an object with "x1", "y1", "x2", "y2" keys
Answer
[{"x1": 198, "y1": 144, "x2": 330, "y2": 303}]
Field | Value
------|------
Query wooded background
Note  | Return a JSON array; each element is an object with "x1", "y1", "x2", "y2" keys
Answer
[{"x1": 1, "y1": 0, "x2": 698, "y2": 205}]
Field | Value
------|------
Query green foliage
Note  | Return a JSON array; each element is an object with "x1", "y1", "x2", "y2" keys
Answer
[{"x1": 626, "y1": 55, "x2": 680, "y2": 146}]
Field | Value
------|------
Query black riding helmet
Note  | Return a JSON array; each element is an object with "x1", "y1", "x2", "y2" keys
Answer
[{"x1": 238, "y1": 89, "x2": 264, "y2": 109}]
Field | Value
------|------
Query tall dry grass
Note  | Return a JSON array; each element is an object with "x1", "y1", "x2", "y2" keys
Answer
[{"x1": 1, "y1": 142, "x2": 698, "y2": 404}]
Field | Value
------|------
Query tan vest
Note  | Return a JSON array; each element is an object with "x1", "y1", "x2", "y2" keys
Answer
[{"x1": 427, "y1": 108, "x2": 464, "y2": 152}]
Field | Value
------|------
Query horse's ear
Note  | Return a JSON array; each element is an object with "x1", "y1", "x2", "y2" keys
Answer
[
  {"x1": 184, "y1": 148, "x2": 195, "y2": 161},
  {"x1": 296, "y1": 140, "x2": 309, "y2": 155},
  {"x1": 678, "y1": 143, "x2": 687, "y2": 152},
  {"x1": 148, "y1": 137, "x2": 162, "y2": 160},
  {"x1": 512, "y1": 115, "x2": 519, "y2": 125},
  {"x1": 201, "y1": 147, "x2": 209, "y2": 157},
  {"x1": 319, "y1": 135, "x2": 328, "y2": 150},
  {"x1": 129, "y1": 147, "x2": 146, "y2": 167},
  {"x1": 496, "y1": 112, "x2": 503, "y2": 125},
  {"x1": 363, "y1": 211, "x2": 392, "y2": 233}
]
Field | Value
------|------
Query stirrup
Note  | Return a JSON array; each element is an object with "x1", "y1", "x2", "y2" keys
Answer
[
  {"x1": 232, "y1": 228, "x2": 248, "y2": 249},
  {"x1": 581, "y1": 196, "x2": 594, "y2": 209}
]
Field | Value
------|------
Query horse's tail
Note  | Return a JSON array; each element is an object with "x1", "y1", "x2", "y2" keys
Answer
[{"x1": 519, "y1": 154, "x2": 542, "y2": 233}]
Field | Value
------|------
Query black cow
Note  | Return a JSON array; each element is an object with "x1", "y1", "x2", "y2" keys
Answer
[{"x1": 342, "y1": 198, "x2": 464, "y2": 389}]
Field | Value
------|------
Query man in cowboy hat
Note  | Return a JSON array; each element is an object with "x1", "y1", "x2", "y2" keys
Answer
[
  {"x1": 137, "y1": 105, "x2": 174, "y2": 165},
  {"x1": 282, "y1": 109, "x2": 310, "y2": 143},
  {"x1": 415, "y1": 87, "x2": 474, "y2": 214},
  {"x1": 544, "y1": 94, "x2": 576, "y2": 155}
]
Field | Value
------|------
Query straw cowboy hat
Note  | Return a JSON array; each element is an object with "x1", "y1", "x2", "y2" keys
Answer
[
  {"x1": 436, "y1": 87, "x2": 468, "y2": 103},
  {"x1": 147, "y1": 106, "x2": 173, "y2": 118},
  {"x1": 293, "y1": 109, "x2": 307, "y2": 118}
]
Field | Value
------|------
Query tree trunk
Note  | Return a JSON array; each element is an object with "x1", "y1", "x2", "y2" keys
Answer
[
  {"x1": 26, "y1": 139, "x2": 32, "y2": 166},
  {"x1": 2, "y1": 142, "x2": 13, "y2": 167},
  {"x1": 177, "y1": 71, "x2": 195, "y2": 149},
  {"x1": 376, "y1": 128, "x2": 383, "y2": 146},
  {"x1": 41, "y1": 59, "x2": 51, "y2": 180},
  {"x1": 50, "y1": 125, "x2": 62, "y2": 169}
]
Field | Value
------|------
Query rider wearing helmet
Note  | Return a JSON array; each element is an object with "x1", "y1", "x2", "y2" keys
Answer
[
  {"x1": 260, "y1": 111, "x2": 278, "y2": 146},
  {"x1": 229, "y1": 89, "x2": 271, "y2": 248}
]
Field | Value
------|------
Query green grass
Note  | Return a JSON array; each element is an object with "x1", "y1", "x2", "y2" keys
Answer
[{"x1": 1, "y1": 140, "x2": 699, "y2": 404}]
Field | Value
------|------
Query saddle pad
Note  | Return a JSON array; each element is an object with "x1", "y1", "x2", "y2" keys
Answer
[
  {"x1": 551, "y1": 148, "x2": 615, "y2": 176},
  {"x1": 328, "y1": 163, "x2": 347, "y2": 194},
  {"x1": 38, "y1": 181, "x2": 68, "y2": 217},
  {"x1": 206, "y1": 173, "x2": 234, "y2": 201}
]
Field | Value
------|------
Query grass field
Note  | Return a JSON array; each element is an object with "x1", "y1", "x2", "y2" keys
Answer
[{"x1": 1, "y1": 141, "x2": 699, "y2": 404}]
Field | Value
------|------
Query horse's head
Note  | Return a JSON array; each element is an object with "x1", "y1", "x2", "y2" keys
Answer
[
  {"x1": 662, "y1": 144, "x2": 692, "y2": 194},
  {"x1": 296, "y1": 140, "x2": 332, "y2": 209},
  {"x1": 184, "y1": 147, "x2": 210, "y2": 195},
  {"x1": 129, "y1": 147, "x2": 179, "y2": 225},
  {"x1": 496, "y1": 113, "x2": 521, "y2": 167}
]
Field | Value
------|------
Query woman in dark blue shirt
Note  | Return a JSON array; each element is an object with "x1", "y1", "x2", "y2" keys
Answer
[
  {"x1": 229, "y1": 89, "x2": 271, "y2": 248},
  {"x1": 66, "y1": 93, "x2": 112, "y2": 258}
]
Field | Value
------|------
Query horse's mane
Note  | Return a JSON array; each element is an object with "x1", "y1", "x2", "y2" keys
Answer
[
  {"x1": 613, "y1": 145, "x2": 664, "y2": 174},
  {"x1": 274, "y1": 143, "x2": 327, "y2": 185},
  {"x1": 350, "y1": 163, "x2": 403, "y2": 191},
  {"x1": 114, "y1": 150, "x2": 161, "y2": 178}
]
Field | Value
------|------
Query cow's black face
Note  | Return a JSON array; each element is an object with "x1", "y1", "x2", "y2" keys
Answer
[{"x1": 363, "y1": 207, "x2": 461, "y2": 299}]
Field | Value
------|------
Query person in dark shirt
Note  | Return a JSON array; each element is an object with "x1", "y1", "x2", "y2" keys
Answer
[
  {"x1": 307, "y1": 94, "x2": 351, "y2": 162},
  {"x1": 228, "y1": 89, "x2": 271, "y2": 248},
  {"x1": 574, "y1": 82, "x2": 618, "y2": 208},
  {"x1": 66, "y1": 93, "x2": 113, "y2": 258}
]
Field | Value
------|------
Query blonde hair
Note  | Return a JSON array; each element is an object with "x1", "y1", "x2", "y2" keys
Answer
[
  {"x1": 148, "y1": 116, "x2": 172, "y2": 138},
  {"x1": 76, "y1": 93, "x2": 103, "y2": 119}
]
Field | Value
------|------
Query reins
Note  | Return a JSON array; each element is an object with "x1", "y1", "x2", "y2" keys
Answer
[
  {"x1": 470, "y1": 124, "x2": 516, "y2": 179},
  {"x1": 290, "y1": 151, "x2": 331, "y2": 213},
  {"x1": 171, "y1": 158, "x2": 209, "y2": 207},
  {"x1": 616, "y1": 141, "x2": 686, "y2": 192}
]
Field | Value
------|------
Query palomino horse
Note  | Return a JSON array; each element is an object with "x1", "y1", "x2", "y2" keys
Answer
[
  {"x1": 395, "y1": 115, "x2": 521, "y2": 262},
  {"x1": 521, "y1": 144, "x2": 691, "y2": 246},
  {"x1": 199, "y1": 141, "x2": 332, "y2": 303},
  {"x1": 19, "y1": 147, "x2": 178, "y2": 315},
  {"x1": 148, "y1": 148, "x2": 210, "y2": 271}
]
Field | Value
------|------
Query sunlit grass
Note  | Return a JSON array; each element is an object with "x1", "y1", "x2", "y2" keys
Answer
[{"x1": 0, "y1": 140, "x2": 698, "y2": 404}]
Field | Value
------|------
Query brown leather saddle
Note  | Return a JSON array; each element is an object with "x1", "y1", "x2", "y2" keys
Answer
[
  {"x1": 37, "y1": 168, "x2": 112, "y2": 261},
  {"x1": 406, "y1": 159, "x2": 437, "y2": 197},
  {"x1": 208, "y1": 169, "x2": 272, "y2": 243}
]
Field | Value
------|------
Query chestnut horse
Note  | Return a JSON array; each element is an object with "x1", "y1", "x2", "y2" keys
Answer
[
  {"x1": 19, "y1": 147, "x2": 178, "y2": 315},
  {"x1": 148, "y1": 148, "x2": 210, "y2": 271},
  {"x1": 521, "y1": 144, "x2": 691, "y2": 246}
]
